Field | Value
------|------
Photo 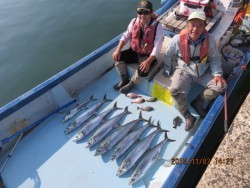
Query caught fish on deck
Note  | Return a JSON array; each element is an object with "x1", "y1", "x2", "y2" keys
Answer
[
  {"x1": 73, "y1": 102, "x2": 122, "y2": 142},
  {"x1": 146, "y1": 97, "x2": 157, "y2": 102},
  {"x1": 129, "y1": 133, "x2": 175, "y2": 185},
  {"x1": 126, "y1": 93, "x2": 142, "y2": 99},
  {"x1": 94, "y1": 112, "x2": 146, "y2": 156},
  {"x1": 110, "y1": 117, "x2": 154, "y2": 161},
  {"x1": 173, "y1": 116, "x2": 183, "y2": 129},
  {"x1": 85, "y1": 106, "x2": 131, "y2": 148},
  {"x1": 131, "y1": 97, "x2": 145, "y2": 104},
  {"x1": 117, "y1": 121, "x2": 168, "y2": 176},
  {"x1": 62, "y1": 95, "x2": 97, "y2": 123},
  {"x1": 137, "y1": 106, "x2": 154, "y2": 112},
  {"x1": 64, "y1": 94, "x2": 112, "y2": 134}
]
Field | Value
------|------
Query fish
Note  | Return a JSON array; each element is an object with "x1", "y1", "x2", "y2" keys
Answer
[
  {"x1": 110, "y1": 117, "x2": 154, "y2": 161},
  {"x1": 73, "y1": 102, "x2": 122, "y2": 142},
  {"x1": 62, "y1": 95, "x2": 97, "y2": 123},
  {"x1": 64, "y1": 94, "x2": 112, "y2": 134},
  {"x1": 85, "y1": 106, "x2": 131, "y2": 148},
  {"x1": 131, "y1": 97, "x2": 145, "y2": 104},
  {"x1": 129, "y1": 133, "x2": 176, "y2": 185},
  {"x1": 173, "y1": 116, "x2": 183, "y2": 129},
  {"x1": 117, "y1": 121, "x2": 167, "y2": 176},
  {"x1": 94, "y1": 112, "x2": 146, "y2": 156},
  {"x1": 145, "y1": 97, "x2": 157, "y2": 102},
  {"x1": 126, "y1": 93, "x2": 142, "y2": 99},
  {"x1": 137, "y1": 106, "x2": 154, "y2": 112}
]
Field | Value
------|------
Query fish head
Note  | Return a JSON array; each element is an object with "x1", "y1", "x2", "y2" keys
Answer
[
  {"x1": 117, "y1": 160, "x2": 130, "y2": 176},
  {"x1": 85, "y1": 138, "x2": 95, "y2": 148},
  {"x1": 64, "y1": 121, "x2": 77, "y2": 134},
  {"x1": 94, "y1": 146, "x2": 103, "y2": 156},
  {"x1": 129, "y1": 169, "x2": 141, "y2": 185},
  {"x1": 73, "y1": 133, "x2": 84, "y2": 142}
]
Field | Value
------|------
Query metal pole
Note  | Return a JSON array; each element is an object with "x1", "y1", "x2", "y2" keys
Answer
[{"x1": 224, "y1": 91, "x2": 228, "y2": 133}]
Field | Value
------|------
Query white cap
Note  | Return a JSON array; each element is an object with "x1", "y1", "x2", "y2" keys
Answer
[{"x1": 187, "y1": 11, "x2": 206, "y2": 21}]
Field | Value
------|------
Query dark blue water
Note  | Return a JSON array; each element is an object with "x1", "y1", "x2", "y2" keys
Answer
[{"x1": 0, "y1": 0, "x2": 161, "y2": 107}]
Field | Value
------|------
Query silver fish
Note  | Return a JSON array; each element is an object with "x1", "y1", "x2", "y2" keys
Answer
[
  {"x1": 110, "y1": 117, "x2": 153, "y2": 161},
  {"x1": 85, "y1": 106, "x2": 131, "y2": 148},
  {"x1": 126, "y1": 93, "x2": 142, "y2": 99},
  {"x1": 145, "y1": 97, "x2": 157, "y2": 102},
  {"x1": 94, "y1": 112, "x2": 145, "y2": 156},
  {"x1": 64, "y1": 95, "x2": 111, "y2": 134},
  {"x1": 62, "y1": 95, "x2": 97, "y2": 123},
  {"x1": 117, "y1": 123, "x2": 162, "y2": 176},
  {"x1": 137, "y1": 106, "x2": 154, "y2": 112},
  {"x1": 129, "y1": 133, "x2": 175, "y2": 185},
  {"x1": 73, "y1": 102, "x2": 122, "y2": 142},
  {"x1": 131, "y1": 97, "x2": 145, "y2": 104}
]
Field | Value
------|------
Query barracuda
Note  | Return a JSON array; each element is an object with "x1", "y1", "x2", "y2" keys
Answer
[
  {"x1": 94, "y1": 112, "x2": 146, "y2": 156},
  {"x1": 64, "y1": 95, "x2": 112, "y2": 134},
  {"x1": 62, "y1": 95, "x2": 97, "y2": 123},
  {"x1": 129, "y1": 133, "x2": 175, "y2": 185},
  {"x1": 117, "y1": 122, "x2": 169, "y2": 176},
  {"x1": 110, "y1": 117, "x2": 154, "y2": 161},
  {"x1": 85, "y1": 106, "x2": 131, "y2": 148},
  {"x1": 73, "y1": 102, "x2": 122, "y2": 142}
]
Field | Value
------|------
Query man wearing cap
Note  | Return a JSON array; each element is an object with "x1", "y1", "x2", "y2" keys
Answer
[
  {"x1": 112, "y1": 0, "x2": 163, "y2": 94},
  {"x1": 163, "y1": 11, "x2": 226, "y2": 131}
]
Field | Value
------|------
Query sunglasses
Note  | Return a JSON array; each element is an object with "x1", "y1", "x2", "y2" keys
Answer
[{"x1": 137, "y1": 10, "x2": 151, "y2": 15}]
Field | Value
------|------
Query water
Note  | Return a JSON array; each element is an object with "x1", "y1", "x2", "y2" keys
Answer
[{"x1": 0, "y1": 0, "x2": 161, "y2": 107}]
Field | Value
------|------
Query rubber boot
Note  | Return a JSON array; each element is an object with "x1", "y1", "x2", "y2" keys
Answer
[
  {"x1": 191, "y1": 95, "x2": 207, "y2": 118},
  {"x1": 119, "y1": 81, "x2": 135, "y2": 94},
  {"x1": 191, "y1": 89, "x2": 220, "y2": 118},
  {"x1": 170, "y1": 91, "x2": 196, "y2": 131},
  {"x1": 184, "y1": 112, "x2": 196, "y2": 131},
  {"x1": 113, "y1": 74, "x2": 129, "y2": 90}
]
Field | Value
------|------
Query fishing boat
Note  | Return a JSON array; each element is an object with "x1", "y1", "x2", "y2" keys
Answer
[{"x1": 0, "y1": 0, "x2": 249, "y2": 187}]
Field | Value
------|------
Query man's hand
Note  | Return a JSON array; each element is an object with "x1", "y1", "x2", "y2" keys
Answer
[
  {"x1": 140, "y1": 60, "x2": 151, "y2": 73},
  {"x1": 213, "y1": 76, "x2": 227, "y2": 88},
  {"x1": 112, "y1": 50, "x2": 121, "y2": 62}
]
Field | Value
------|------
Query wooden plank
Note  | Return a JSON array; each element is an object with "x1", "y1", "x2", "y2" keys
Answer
[{"x1": 206, "y1": 11, "x2": 224, "y2": 31}]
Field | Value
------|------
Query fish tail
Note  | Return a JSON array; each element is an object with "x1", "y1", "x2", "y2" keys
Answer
[
  {"x1": 164, "y1": 132, "x2": 176, "y2": 142},
  {"x1": 156, "y1": 121, "x2": 170, "y2": 133},
  {"x1": 90, "y1": 95, "x2": 98, "y2": 101},
  {"x1": 124, "y1": 106, "x2": 131, "y2": 114},
  {"x1": 103, "y1": 94, "x2": 113, "y2": 102},
  {"x1": 113, "y1": 101, "x2": 122, "y2": 110}
]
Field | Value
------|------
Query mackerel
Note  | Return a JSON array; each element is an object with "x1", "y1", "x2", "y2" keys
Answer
[
  {"x1": 110, "y1": 117, "x2": 153, "y2": 161},
  {"x1": 117, "y1": 121, "x2": 168, "y2": 176},
  {"x1": 129, "y1": 133, "x2": 175, "y2": 185},
  {"x1": 62, "y1": 95, "x2": 97, "y2": 123},
  {"x1": 64, "y1": 95, "x2": 111, "y2": 134},
  {"x1": 85, "y1": 106, "x2": 131, "y2": 148},
  {"x1": 73, "y1": 102, "x2": 121, "y2": 142},
  {"x1": 94, "y1": 112, "x2": 145, "y2": 156}
]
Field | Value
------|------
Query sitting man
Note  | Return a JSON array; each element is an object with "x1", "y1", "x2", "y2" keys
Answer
[
  {"x1": 163, "y1": 11, "x2": 227, "y2": 131},
  {"x1": 112, "y1": 0, "x2": 163, "y2": 94}
]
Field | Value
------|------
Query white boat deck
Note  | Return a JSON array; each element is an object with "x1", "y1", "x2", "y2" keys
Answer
[{"x1": 0, "y1": 67, "x2": 200, "y2": 188}]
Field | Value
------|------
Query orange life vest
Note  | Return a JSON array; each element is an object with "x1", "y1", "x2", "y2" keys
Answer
[
  {"x1": 180, "y1": 28, "x2": 209, "y2": 65},
  {"x1": 131, "y1": 18, "x2": 158, "y2": 55}
]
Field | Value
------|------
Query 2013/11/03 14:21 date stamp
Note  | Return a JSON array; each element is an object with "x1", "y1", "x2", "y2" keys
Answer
[{"x1": 171, "y1": 157, "x2": 234, "y2": 165}]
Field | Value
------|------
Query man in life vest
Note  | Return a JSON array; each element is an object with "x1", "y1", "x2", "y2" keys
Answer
[
  {"x1": 112, "y1": 0, "x2": 164, "y2": 94},
  {"x1": 163, "y1": 11, "x2": 227, "y2": 131}
]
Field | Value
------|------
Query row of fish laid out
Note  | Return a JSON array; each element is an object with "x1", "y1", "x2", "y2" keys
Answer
[
  {"x1": 61, "y1": 95, "x2": 176, "y2": 184},
  {"x1": 71, "y1": 105, "x2": 175, "y2": 185},
  {"x1": 63, "y1": 94, "x2": 157, "y2": 134}
]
